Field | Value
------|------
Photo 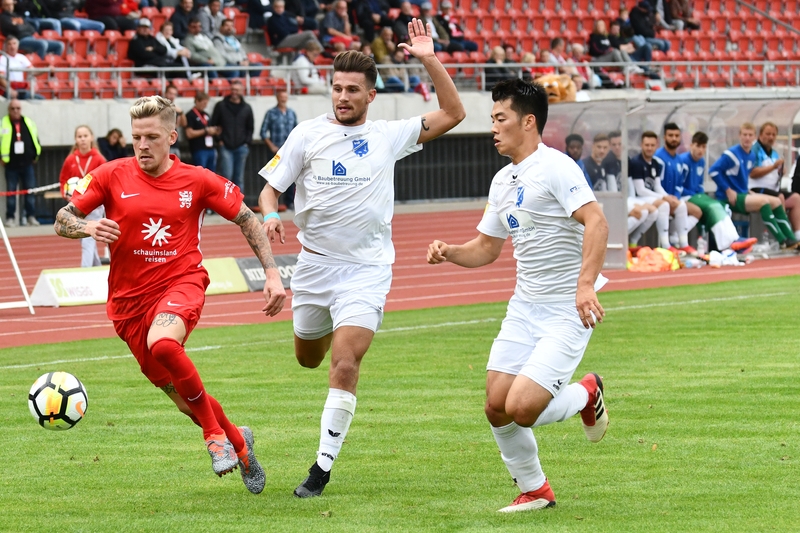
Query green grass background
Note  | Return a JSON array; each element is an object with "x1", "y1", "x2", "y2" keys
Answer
[{"x1": 1, "y1": 276, "x2": 798, "y2": 532}]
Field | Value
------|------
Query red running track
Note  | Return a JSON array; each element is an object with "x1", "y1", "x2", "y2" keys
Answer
[{"x1": 1, "y1": 209, "x2": 799, "y2": 349}]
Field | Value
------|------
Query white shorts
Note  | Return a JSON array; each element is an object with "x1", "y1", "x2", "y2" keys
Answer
[
  {"x1": 487, "y1": 294, "x2": 593, "y2": 396},
  {"x1": 290, "y1": 249, "x2": 392, "y2": 340}
]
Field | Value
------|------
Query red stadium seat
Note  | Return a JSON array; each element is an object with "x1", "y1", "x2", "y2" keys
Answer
[
  {"x1": 113, "y1": 37, "x2": 131, "y2": 59},
  {"x1": 161, "y1": 6, "x2": 175, "y2": 18},
  {"x1": 141, "y1": 6, "x2": 159, "y2": 18},
  {"x1": 208, "y1": 77, "x2": 231, "y2": 96},
  {"x1": 151, "y1": 14, "x2": 167, "y2": 33},
  {"x1": 44, "y1": 79, "x2": 76, "y2": 99}
]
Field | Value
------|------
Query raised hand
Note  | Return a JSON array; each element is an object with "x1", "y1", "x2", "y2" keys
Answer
[{"x1": 398, "y1": 18, "x2": 435, "y2": 60}]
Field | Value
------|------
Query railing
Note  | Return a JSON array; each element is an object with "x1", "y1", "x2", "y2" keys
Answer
[{"x1": 10, "y1": 59, "x2": 800, "y2": 99}]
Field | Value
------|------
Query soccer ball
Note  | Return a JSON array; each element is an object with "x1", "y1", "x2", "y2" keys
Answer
[
  {"x1": 64, "y1": 176, "x2": 80, "y2": 197},
  {"x1": 28, "y1": 372, "x2": 88, "y2": 431}
]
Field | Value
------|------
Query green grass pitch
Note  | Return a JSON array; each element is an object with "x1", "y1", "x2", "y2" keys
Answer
[{"x1": 2, "y1": 276, "x2": 798, "y2": 532}]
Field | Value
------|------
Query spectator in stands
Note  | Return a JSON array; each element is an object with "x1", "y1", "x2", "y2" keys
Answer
[
  {"x1": 353, "y1": 0, "x2": 392, "y2": 44},
  {"x1": 565, "y1": 133, "x2": 585, "y2": 172},
  {"x1": 650, "y1": 0, "x2": 675, "y2": 30},
  {"x1": 209, "y1": 79, "x2": 254, "y2": 194},
  {"x1": 392, "y1": 1, "x2": 414, "y2": 41},
  {"x1": 267, "y1": 0, "x2": 321, "y2": 50},
  {"x1": 97, "y1": 128, "x2": 130, "y2": 160},
  {"x1": 214, "y1": 18, "x2": 259, "y2": 78},
  {"x1": 483, "y1": 45, "x2": 516, "y2": 90},
  {"x1": 676, "y1": 131, "x2": 756, "y2": 252},
  {"x1": 1, "y1": 99, "x2": 40, "y2": 227},
  {"x1": 0, "y1": 36, "x2": 40, "y2": 100},
  {"x1": 669, "y1": 0, "x2": 699, "y2": 30},
  {"x1": 18, "y1": 0, "x2": 106, "y2": 34},
  {"x1": 199, "y1": 0, "x2": 225, "y2": 37},
  {"x1": 15, "y1": 0, "x2": 64, "y2": 35},
  {"x1": 260, "y1": 89, "x2": 297, "y2": 210},
  {"x1": 0, "y1": 0, "x2": 64, "y2": 59},
  {"x1": 184, "y1": 91, "x2": 220, "y2": 171},
  {"x1": 630, "y1": 130, "x2": 692, "y2": 251},
  {"x1": 321, "y1": 0, "x2": 359, "y2": 51},
  {"x1": 609, "y1": 19, "x2": 652, "y2": 64},
  {"x1": 128, "y1": 18, "x2": 172, "y2": 73},
  {"x1": 382, "y1": 47, "x2": 428, "y2": 99},
  {"x1": 292, "y1": 39, "x2": 328, "y2": 94},
  {"x1": 418, "y1": 1, "x2": 459, "y2": 53},
  {"x1": 630, "y1": 0, "x2": 670, "y2": 52},
  {"x1": 284, "y1": 0, "x2": 319, "y2": 32},
  {"x1": 521, "y1": 51, "x2": 554, "y2": 80},
  {"x1": 583, "y1": 133, "x2": 612, "y2": 189},
  {"x1": 170, "y1": 0, "x2": 198, "y2": 40},
  {"x1": 569, "y1": 42, "x2": 599, "y2": 89},
  {"x1": 183, "y1": 16, "x2": 225, "y2": 77},
  {"x1": 371, "y1": 25, "x2": 396, "y2": 63},
  {"x1": 589, "y1": 19, "x2": 640, "y2": 73},
  {"x1": 655, "y1": 123, "x2": 701, "y2": 248},
  {"x1": 164, "y1": 83, "x2": 187, "y2": 158},
  {"x1": 156, "y1": 20, "x2": 195, "y2": 78},
  {"x1": 436, "y1": 0, "x2": 477, "y2": 52},
  {"x1": 84, "y1": 0, "x2": 139, "y2": 32},
  {"x1": 710, "y1": 123, "x2": 798, "y2": 249},
  {"x1": 246, "y1": 0, "x2": 272, "y2": 32}
]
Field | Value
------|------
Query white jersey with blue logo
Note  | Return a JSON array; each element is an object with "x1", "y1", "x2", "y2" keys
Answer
[
  {"x1": 476, "y1": 144, "x2": 597, "y2": 304},
  {"x1": 259, "y1": 113, "x2": 422, "y2": 264}
]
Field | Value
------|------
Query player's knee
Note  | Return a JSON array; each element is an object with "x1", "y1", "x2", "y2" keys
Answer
[
  {"x1": 150, "y1": 337, "x2": 182, "y2": 365},
  {"x1": 484, "y1": 398, "x2": 508, "y2": 425},
  {"x1": 506, "y1": 402, "x2": 539, "y2": 428},
  {"x1": 296, "y1": 351, "x2": 325, "y2": 368}
]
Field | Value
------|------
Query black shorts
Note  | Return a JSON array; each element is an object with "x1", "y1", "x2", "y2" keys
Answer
[{"x1": 750, "y1": 188, "x2": 782, "y2": 197}]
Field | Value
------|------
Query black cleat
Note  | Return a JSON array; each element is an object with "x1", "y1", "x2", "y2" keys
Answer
[
  {"x1": 781, "y1": 238, "x2": 800, "y2": 250},
  {"x1": 293, "y1": 462, "x2": 330, "y2": 498}
]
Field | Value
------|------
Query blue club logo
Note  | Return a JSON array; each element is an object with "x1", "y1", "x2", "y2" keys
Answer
[
  {"x1": 332, "y1": 161, "x2": 347, "y2": 175},
  {"x1": 506, "y1": 214, "x2": 519, "y2": 229},
  {"x1": 515, "y1": 186, "x2": 524, "y2": 208},
  {"x1": 352, "y1": 139, "x2": 369, "y2": 157}
]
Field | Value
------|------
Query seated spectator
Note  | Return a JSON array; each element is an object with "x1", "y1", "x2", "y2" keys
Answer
[
  {"x1": 84, "y1": 0, "x2": 138, "y2": 32},
  {"x1": 709, "y1": 122, "x2": 798, "y2": 249},
  {"x1": 371, "y1": 25, "x2": 396, "y2": 64},
  {"x1": 214, "y1": 18, "x2": 260, "y2": 78},
  {"x1": 15, "y1": 0, "x2": 64, "y2": 36},
  {"x1": 16, "y1": 0, "x2": 106, "y2": 34},
  {"x1": 630, "y1": 0, "x2": 670, "y2": 52},
  {"x1": 156, "y1": 21, "x2": 195, "y2": 78},
  {"x1": 418, "y1": 1, "x2": 459, "y2": 53},
  {"x1": 353, "y1": 0, "x2": 392, "y2": 44},
  {"x1": 285, "y1": 0, "x2": 319, "y2": 31},
  {"x1": 321, "y1": 0, "x2": 359, "y2": 51},
  {"x1": 483, "y1": 45, "x2": 516, "y2": 90},
  {"x1": 609, "y1": 19, "x2": 652, "y2": 64},
  {"x1": 392, "y1": 0, "x2": 414, "y2": 41},
  {"x1": 521, "y1": 51, "x2": 554, "y2": 80},
  {"x1": 547, "y1": 37, "x2": 583, "y2": 79},
  {"x1": 198, "y1": 0, "x2": 225, "y2": 37},
  {"x1": 650, "y1": 0, "x2": 674, "y2": 30},
  {"x1": 267, "y1": 0, "x2": 321, "y2": 50},
  {"x1": 382, "y1": 47, "x2": 429, "y2": 99},
  {"x1": 436, "y1": 0, "x2": 477, "y2": 52},
  {"x1": 183, "y1": 16, "x2": 225, "y2": 77},
  {"x1": 291, "y1": 40, "x2": 328, "y2": 94},
  {"x1": 565, "y1": 133, "x2": 586, "y2": 172},
  {"x1": 246, "y1": 0, "x2": 271, "y2": 32},
  {"x1": 128, "y1": 18, "x2": 172, "y2": 73},
  {"x1": 98, "y1": 128, "x2": 130, "y2": 160},
  {"x1": 589, "y1": 19, "x2": 639, "y2": 71},
  {"x1": 568, "y1": 43, "x2": 598, "y2": 89},
  {"x1": 0, "y1": 36, "x2": 41, "y2": 100},
  {"x1": 0, "y1": 0, "x2": 64, "y2": 59},
  {"x1": 170, "y1": 0, "x2": 198, "y2": 40},
  {"x1": 669, "y1": 0, "x2": 699, "y2": 30}
]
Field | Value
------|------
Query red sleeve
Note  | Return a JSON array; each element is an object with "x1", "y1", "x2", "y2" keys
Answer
[
  {"x1": 58, "y1": 157, "x2": 73, "y2": 199},
  {"x1": 70, "y1": 166, "x2": 108, "y2": 216},
  {"x1": 201, "y1": 170, "x2": 244, "y2": 220}
]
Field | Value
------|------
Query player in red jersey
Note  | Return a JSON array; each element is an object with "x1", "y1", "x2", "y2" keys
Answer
[{"x1": 54, "y1": 95, "x2": 286, "y2": 494}]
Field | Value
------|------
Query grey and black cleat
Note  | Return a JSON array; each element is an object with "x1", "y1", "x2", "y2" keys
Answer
[
  {"x1": 293, "y1": 462, "x2": 330, "y2": 498},
  {"x1": 238, "y1": 426, "x2": 266, "y2": 494},
  {"x1": 206, "y1": 433, "x2": 238, "y2": 476}
]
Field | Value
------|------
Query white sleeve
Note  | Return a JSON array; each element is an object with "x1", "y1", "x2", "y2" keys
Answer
[
  {"x1": 652, "y1": 177, "x2": 667, "y2": 195},
  {"x1": 551, "y1": 159, "x2": 597, "y2": 216},
  {"x1": 380, "y1": 118, "x2": 423, "y2": 160},
  {"x1": 476, "y1": 186, "x2": 508, "y2": 239},
  {"x1": 258, "y1": 126, "x2": 305, "y2": 193}
]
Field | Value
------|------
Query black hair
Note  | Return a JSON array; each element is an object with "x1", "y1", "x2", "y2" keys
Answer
[
  {"x1": 692, "y1": 131, "x2": 709, "y2": 145},
  {"x1": 663, "y1": 122, "x2": 681, "y2": 133},
  {"x1": 491, "y1": 78, "x2": 549, "y2": 135},
  {"x1": 565, "y1": 133, "x2": 584, "y2": 146}
]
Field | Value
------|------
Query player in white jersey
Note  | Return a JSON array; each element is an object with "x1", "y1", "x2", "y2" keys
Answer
[
  {"x1": 257, "y1": 20, "x2": 466, "y2": 498},
  {"x1": 427, "y1": 79, "x2": 609, "y2": 513}
]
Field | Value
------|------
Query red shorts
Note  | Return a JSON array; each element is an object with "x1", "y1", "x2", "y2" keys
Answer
[{"x1": 113, "y1": 281, "x2": 206, "y2": 388}]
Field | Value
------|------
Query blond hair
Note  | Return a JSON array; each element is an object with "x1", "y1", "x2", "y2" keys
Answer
[
  {"x1": 130, "y1": 95, "x2": 177, "y2": 131},
  {"x1": 740, "y1": 122, "x2": 756, "y2": 133},
  {"x1": 71, "y1": 124, "x2": 97, "y2": 154}
]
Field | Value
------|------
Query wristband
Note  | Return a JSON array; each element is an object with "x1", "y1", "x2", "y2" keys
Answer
[{"x1": 263, "y1": 212, "x2": 280, "y2": 221}]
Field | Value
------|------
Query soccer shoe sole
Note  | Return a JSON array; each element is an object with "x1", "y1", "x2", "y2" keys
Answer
[
  {"x1": 497, "y1": 499, "x2": 556, "y2": 513},
  {"x1": 582, "y1": 373, "x2": 609, "y2": 443},
  {"x1": 238, "y1": 426, "x2": 266, "y2": 494}
]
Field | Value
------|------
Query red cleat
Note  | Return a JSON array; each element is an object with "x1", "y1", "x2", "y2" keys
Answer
[
  {"x1": 730, "y1": 237, "x2": 758, "y2": 252},
  {"x1": 497, "y1": 479, "x2": 556, "y2": 513},
  {"x1": 579, "y1": 373, "x2": 609, "y2": 443},
  {"x1": 678, "y1": 245, "x2": 698, "y2": 256}
]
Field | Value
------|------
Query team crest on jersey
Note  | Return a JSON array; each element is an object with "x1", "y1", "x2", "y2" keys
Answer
[
  {"x1": 697, "y1": 166, "x2": 703, "y2": 176},
  {"x1": 179, "y1": 191, "x2": 192, "y2": 208},
  {"x1": 142, "y1": 218, "x2": 172, "y2": 246},
  {"x1": 332, "y1": 161, "x2": 347, "y2": 175},
  {"x1": 352, "y1": 139, "x2": 369, "y2": 157},
  {"x1": 506, "y1": 213, "x2": 519, "y2": 229},
  {"x1": 515, "y1": 186, "x2": 524, "y2": 208},
  {"x1": 75, "y1": 174, "x2": 93, "y2": 194},
  {"x1": 262, "y1": 154, "x2": 281, "y2": 174}
]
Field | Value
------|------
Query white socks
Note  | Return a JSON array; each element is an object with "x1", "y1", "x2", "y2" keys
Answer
[
  {"x1": 630, "y1": 208, "x2": 658, "y2": 245},
  {"x1": 533, "y1": 383, "x2": 589, "y2": 428},
  {"x1": 317, "y1": 388, "x2": 357, "y2": 472},
  {"x1": 656, "y1": 202, "x2": 671, "y2": 249},
  {"x1": 795, "y1": 230, "x2": 800, "y2": 240},
  {"x1": 712, "y1": 217, "x2": 740, "y2": 251},
  {"x1": 491, "y1": 422, "x2": 546, "y2": 493},
  {"x1": 670, "y1": 201, "x2": 689, "y2": 248}
]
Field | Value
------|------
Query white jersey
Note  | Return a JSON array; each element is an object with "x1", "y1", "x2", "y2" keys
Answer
[
  {"x1": 259, "y1": 113, "x2": 422, "y2": 264},
  {"x1": 477, "y1": 144, "x2": 597, "y2": 304}
]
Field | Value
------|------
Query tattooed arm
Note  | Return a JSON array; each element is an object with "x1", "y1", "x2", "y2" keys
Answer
[
  {"x1": 54, "y1": 204, "x2": 121, "y2": 243},
  {"x1": 232, "y1": 202, "x2": 287, "y2": 316}
]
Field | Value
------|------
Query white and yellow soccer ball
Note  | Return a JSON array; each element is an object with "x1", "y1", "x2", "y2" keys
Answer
[
  {"x1": 64, "y1": 177, "x2": 81, "y2": 197},
  {"x1": 28, "y1": 372, "x2": 88, "y2": 430}
]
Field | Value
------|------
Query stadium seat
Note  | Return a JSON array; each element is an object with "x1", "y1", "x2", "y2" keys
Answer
[
  {"x1": 151, "y1": 14, "x2": 167, "y2": 33},
  {"x1": 208, "y1": 77, "x2": 231, "y2": 96},
  {"x1": 113, "y1": 37, "x2": 131, "y2": 60},
  {"x1": 141, "y1": 6, "x2": 159, "y2": 18},
  {"x1": 43, "y1": 79, "x2": 76, "y2": 99},
  {"x1": 161, "y1": 6, "x2": 175, "y2": 18}
]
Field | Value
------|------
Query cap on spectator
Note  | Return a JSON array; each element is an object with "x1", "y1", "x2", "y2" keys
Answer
[
  {"x1": 636, "y1": 0, "x2": 651, "y2": 10},
  {"x1": 420, "y1": 1, "x2": 433, "y2": 10},
  {"x1": 138, "y1": 18, "x2": 152, "y2": 27},
  {"x1": 441, "y1": 0, "x2": 453, "y2": 7}
]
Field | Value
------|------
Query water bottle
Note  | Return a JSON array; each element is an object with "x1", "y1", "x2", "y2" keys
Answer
[
  {"x1": 683, "y1": 257, "x2": 703, "y2": 268},
  {"x1": 696, "y1": 235, "x2": 707, "y2": 256}
]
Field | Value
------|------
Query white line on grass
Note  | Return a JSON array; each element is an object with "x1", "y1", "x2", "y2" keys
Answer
[{"x1": 606, "y1": 291, "x2": 791, "y2": 311}]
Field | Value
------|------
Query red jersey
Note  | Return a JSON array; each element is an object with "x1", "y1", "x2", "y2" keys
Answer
[
  {"x1": 58, "y1": 147, "x2": 107, "y2": 198},
  {"x1": 71, "y1": 155, "x2": 244, "y2": 320}
]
